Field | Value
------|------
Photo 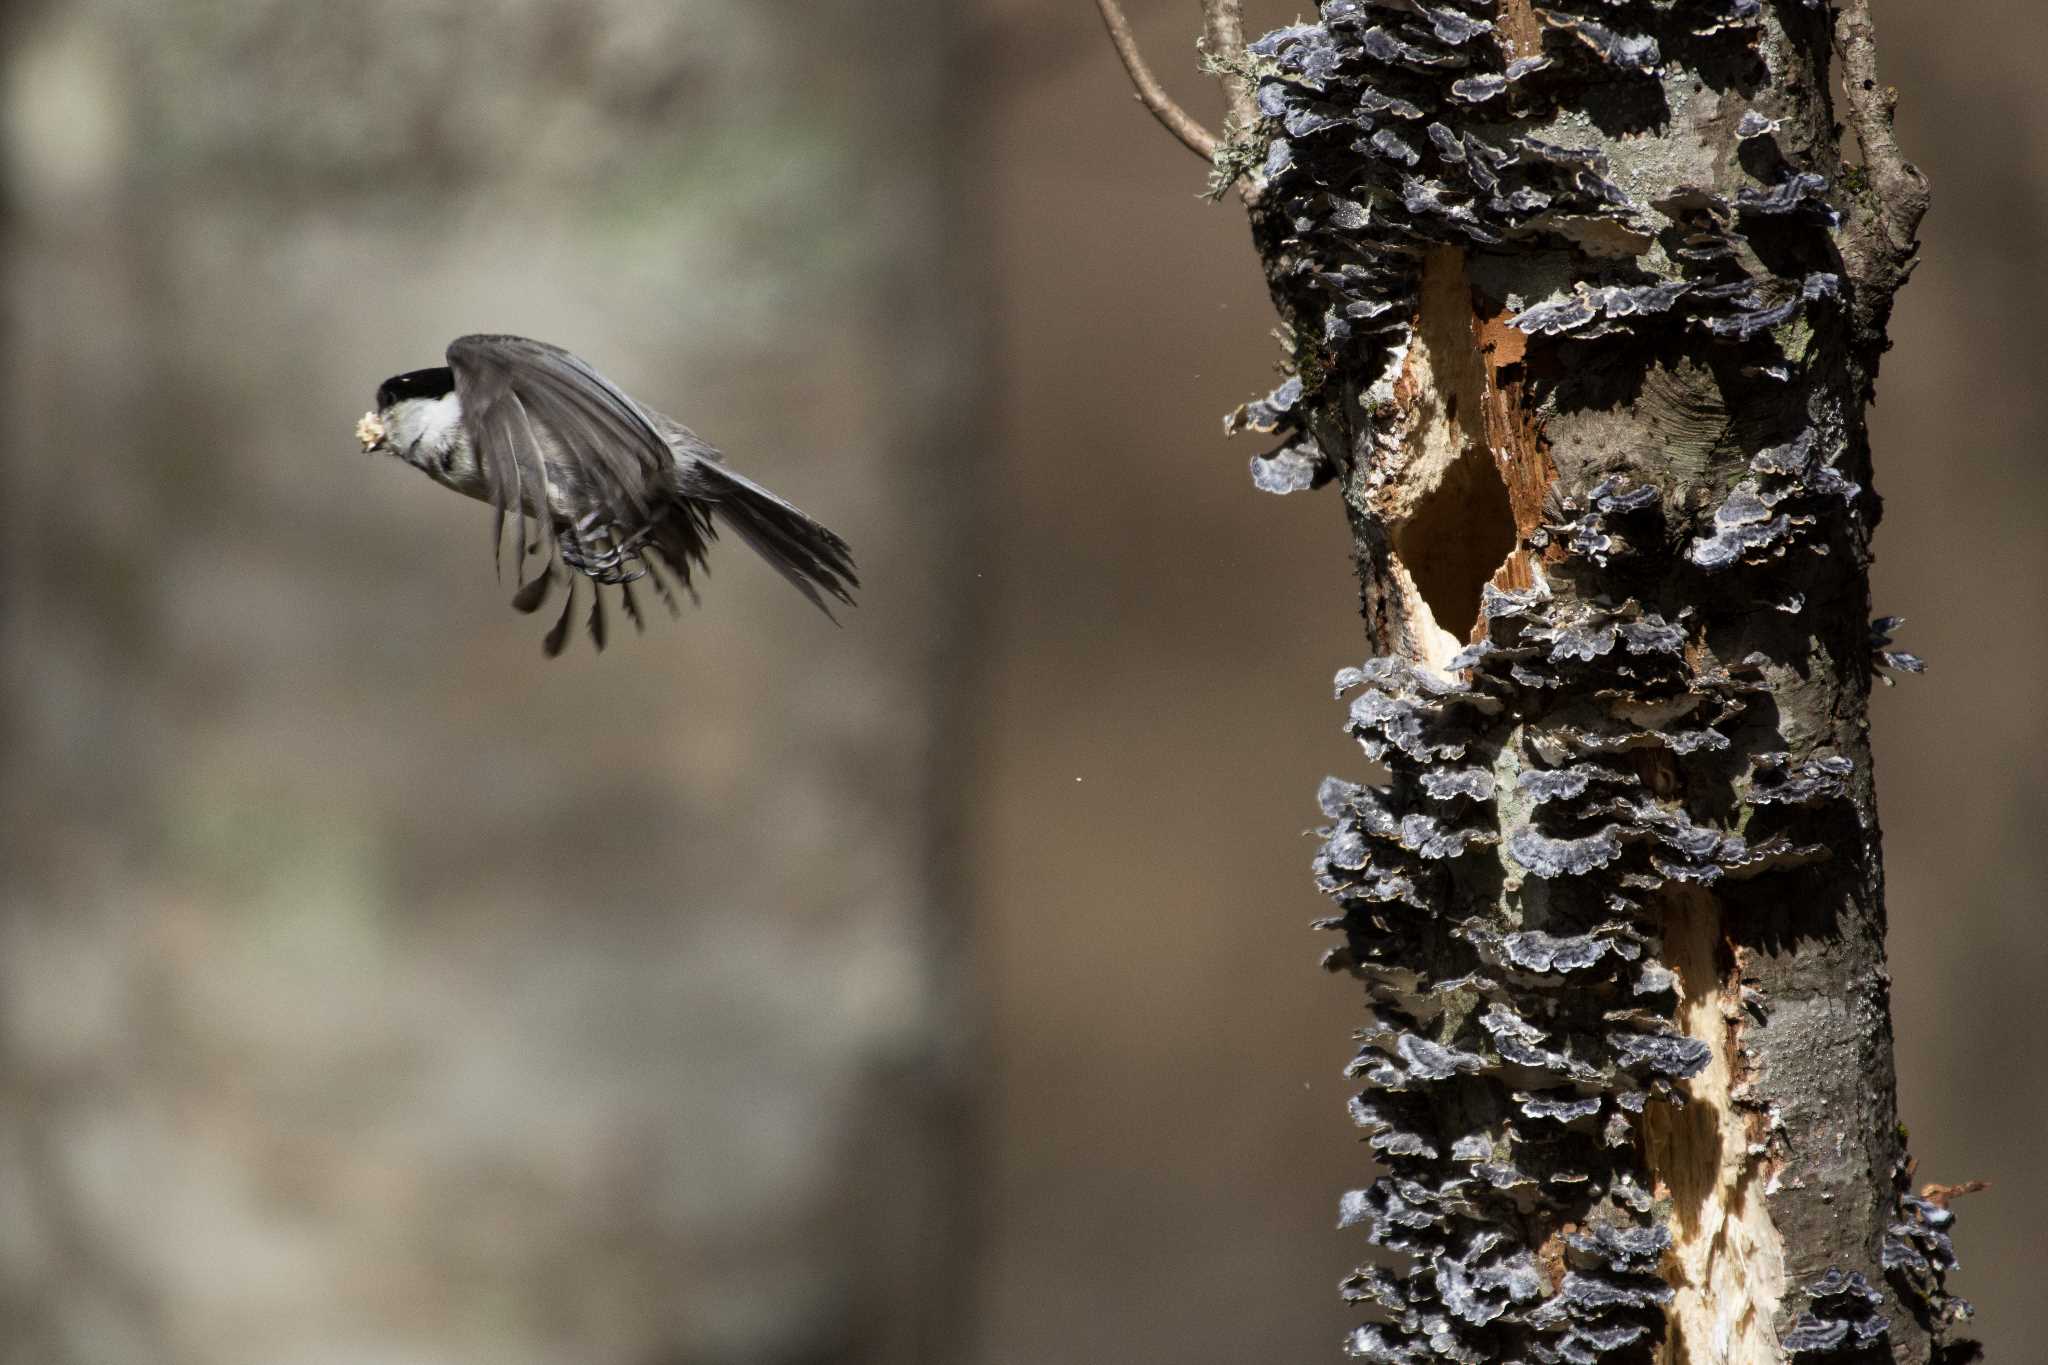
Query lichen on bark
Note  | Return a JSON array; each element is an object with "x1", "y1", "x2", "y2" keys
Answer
[{"x1": 1221, "y1": 2, "x2": 1972, "y2": 1361}]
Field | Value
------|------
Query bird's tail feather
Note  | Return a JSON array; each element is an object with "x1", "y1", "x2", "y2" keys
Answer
[
  {"x1": 692, "y1": 464, "x2": 859, "y2": 620},
  {"x1": 648, "y1": 501, "x2": 715, "y2": 607}
]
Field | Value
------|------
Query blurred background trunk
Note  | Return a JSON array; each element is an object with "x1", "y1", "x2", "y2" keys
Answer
[{"x1": 0, "y1": 4, "x2": 986, "y2": 1363}]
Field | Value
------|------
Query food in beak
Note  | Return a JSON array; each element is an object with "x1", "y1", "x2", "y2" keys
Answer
[{"x1": 356, "y1": 411, "x2": 387, "y2": 451}]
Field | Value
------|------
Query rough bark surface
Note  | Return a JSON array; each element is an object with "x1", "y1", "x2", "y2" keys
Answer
[{"x1": 1215, "y1": 3, "x2": 1971, "y2": 1362}]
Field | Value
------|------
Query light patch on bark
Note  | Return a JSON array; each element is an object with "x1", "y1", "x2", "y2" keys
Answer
[
  {"x1": 1644, "y1": 889, "x2": 1788, "y2": 1365},
  {"x1": 1381, "y1": 554, "x2": 1466, "y2": 674}
]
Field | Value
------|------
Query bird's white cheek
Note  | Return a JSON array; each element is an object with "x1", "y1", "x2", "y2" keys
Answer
[{"x1": 418, "y1": 393, "x2": 464, "y2": 448}]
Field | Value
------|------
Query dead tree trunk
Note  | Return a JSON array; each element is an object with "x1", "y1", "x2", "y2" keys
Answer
[{"x1": 1103, "y1": 1, "x2": 1973, "y2": 1360}]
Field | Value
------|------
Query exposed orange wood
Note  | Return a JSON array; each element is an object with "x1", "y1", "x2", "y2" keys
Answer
[
  {"x1": 1472, "y1": 294, "x2": 1557, "y2": 599},
  {"x1": 1494, "y1": 0, "x2": 1545, "y2": 62}
]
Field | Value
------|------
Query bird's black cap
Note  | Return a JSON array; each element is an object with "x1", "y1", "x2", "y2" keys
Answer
[{"x1": 376, "y1": 366, "x2": 456, "y2": 410}]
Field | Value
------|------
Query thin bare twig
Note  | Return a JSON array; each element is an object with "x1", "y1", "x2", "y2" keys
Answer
[
  {"x1": 1834, "y1": 0, "x2": 1930, "y2": 259},
  {"x1": 1093, "y1": 0, "x2": 1218, "y2": 162}
]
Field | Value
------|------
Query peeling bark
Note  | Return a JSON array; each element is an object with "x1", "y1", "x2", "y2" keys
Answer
[{"x1": 1206, "y1": 3, "x2": 1968, "y2": 1362}]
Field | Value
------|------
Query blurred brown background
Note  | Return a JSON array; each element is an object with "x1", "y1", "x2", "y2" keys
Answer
[{"x1": 0, "y1": 1, "x2": 2037, "y2": 1362}]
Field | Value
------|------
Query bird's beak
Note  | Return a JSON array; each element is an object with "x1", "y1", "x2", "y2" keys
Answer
[{"x1": 356, "y1": 410, "x2": 389, "y2": 453}]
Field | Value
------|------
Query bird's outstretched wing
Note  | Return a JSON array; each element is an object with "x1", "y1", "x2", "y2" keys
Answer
[
  {"x1": 443, "y1": 334, "x2": 857, "y2": 656},
  {"x1": 444, "y1": 334, "x2": 675, "y2": 596}
]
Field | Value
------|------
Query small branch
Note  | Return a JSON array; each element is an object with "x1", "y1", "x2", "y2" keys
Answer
[
  {"x1": 1919, "y1": 1180, "x2": 1990, "y2": 1210},
  {"x1": 1094, "y1": 0, "x2": 1218, "y2": 162},
  {"x1": 1197, "y1": 0, "x2": 1258, "y2": 142},
  {"x1": 1834, "y1": 0, "x2": 1930, "y2": 258}
]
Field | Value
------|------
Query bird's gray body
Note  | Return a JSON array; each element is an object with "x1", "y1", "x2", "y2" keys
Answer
[{"x1": 361, "y1": 334, "x2": 857, "y2": 653}]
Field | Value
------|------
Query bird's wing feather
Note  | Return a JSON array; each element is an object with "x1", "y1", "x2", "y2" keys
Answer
[{"x1": 446, "y1": 334, "x2": 674, "y2": 535}]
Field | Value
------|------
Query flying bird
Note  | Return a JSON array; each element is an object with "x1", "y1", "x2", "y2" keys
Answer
[{"x1": 357, "y1": 334, "x2": 857, "y2": 654}]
